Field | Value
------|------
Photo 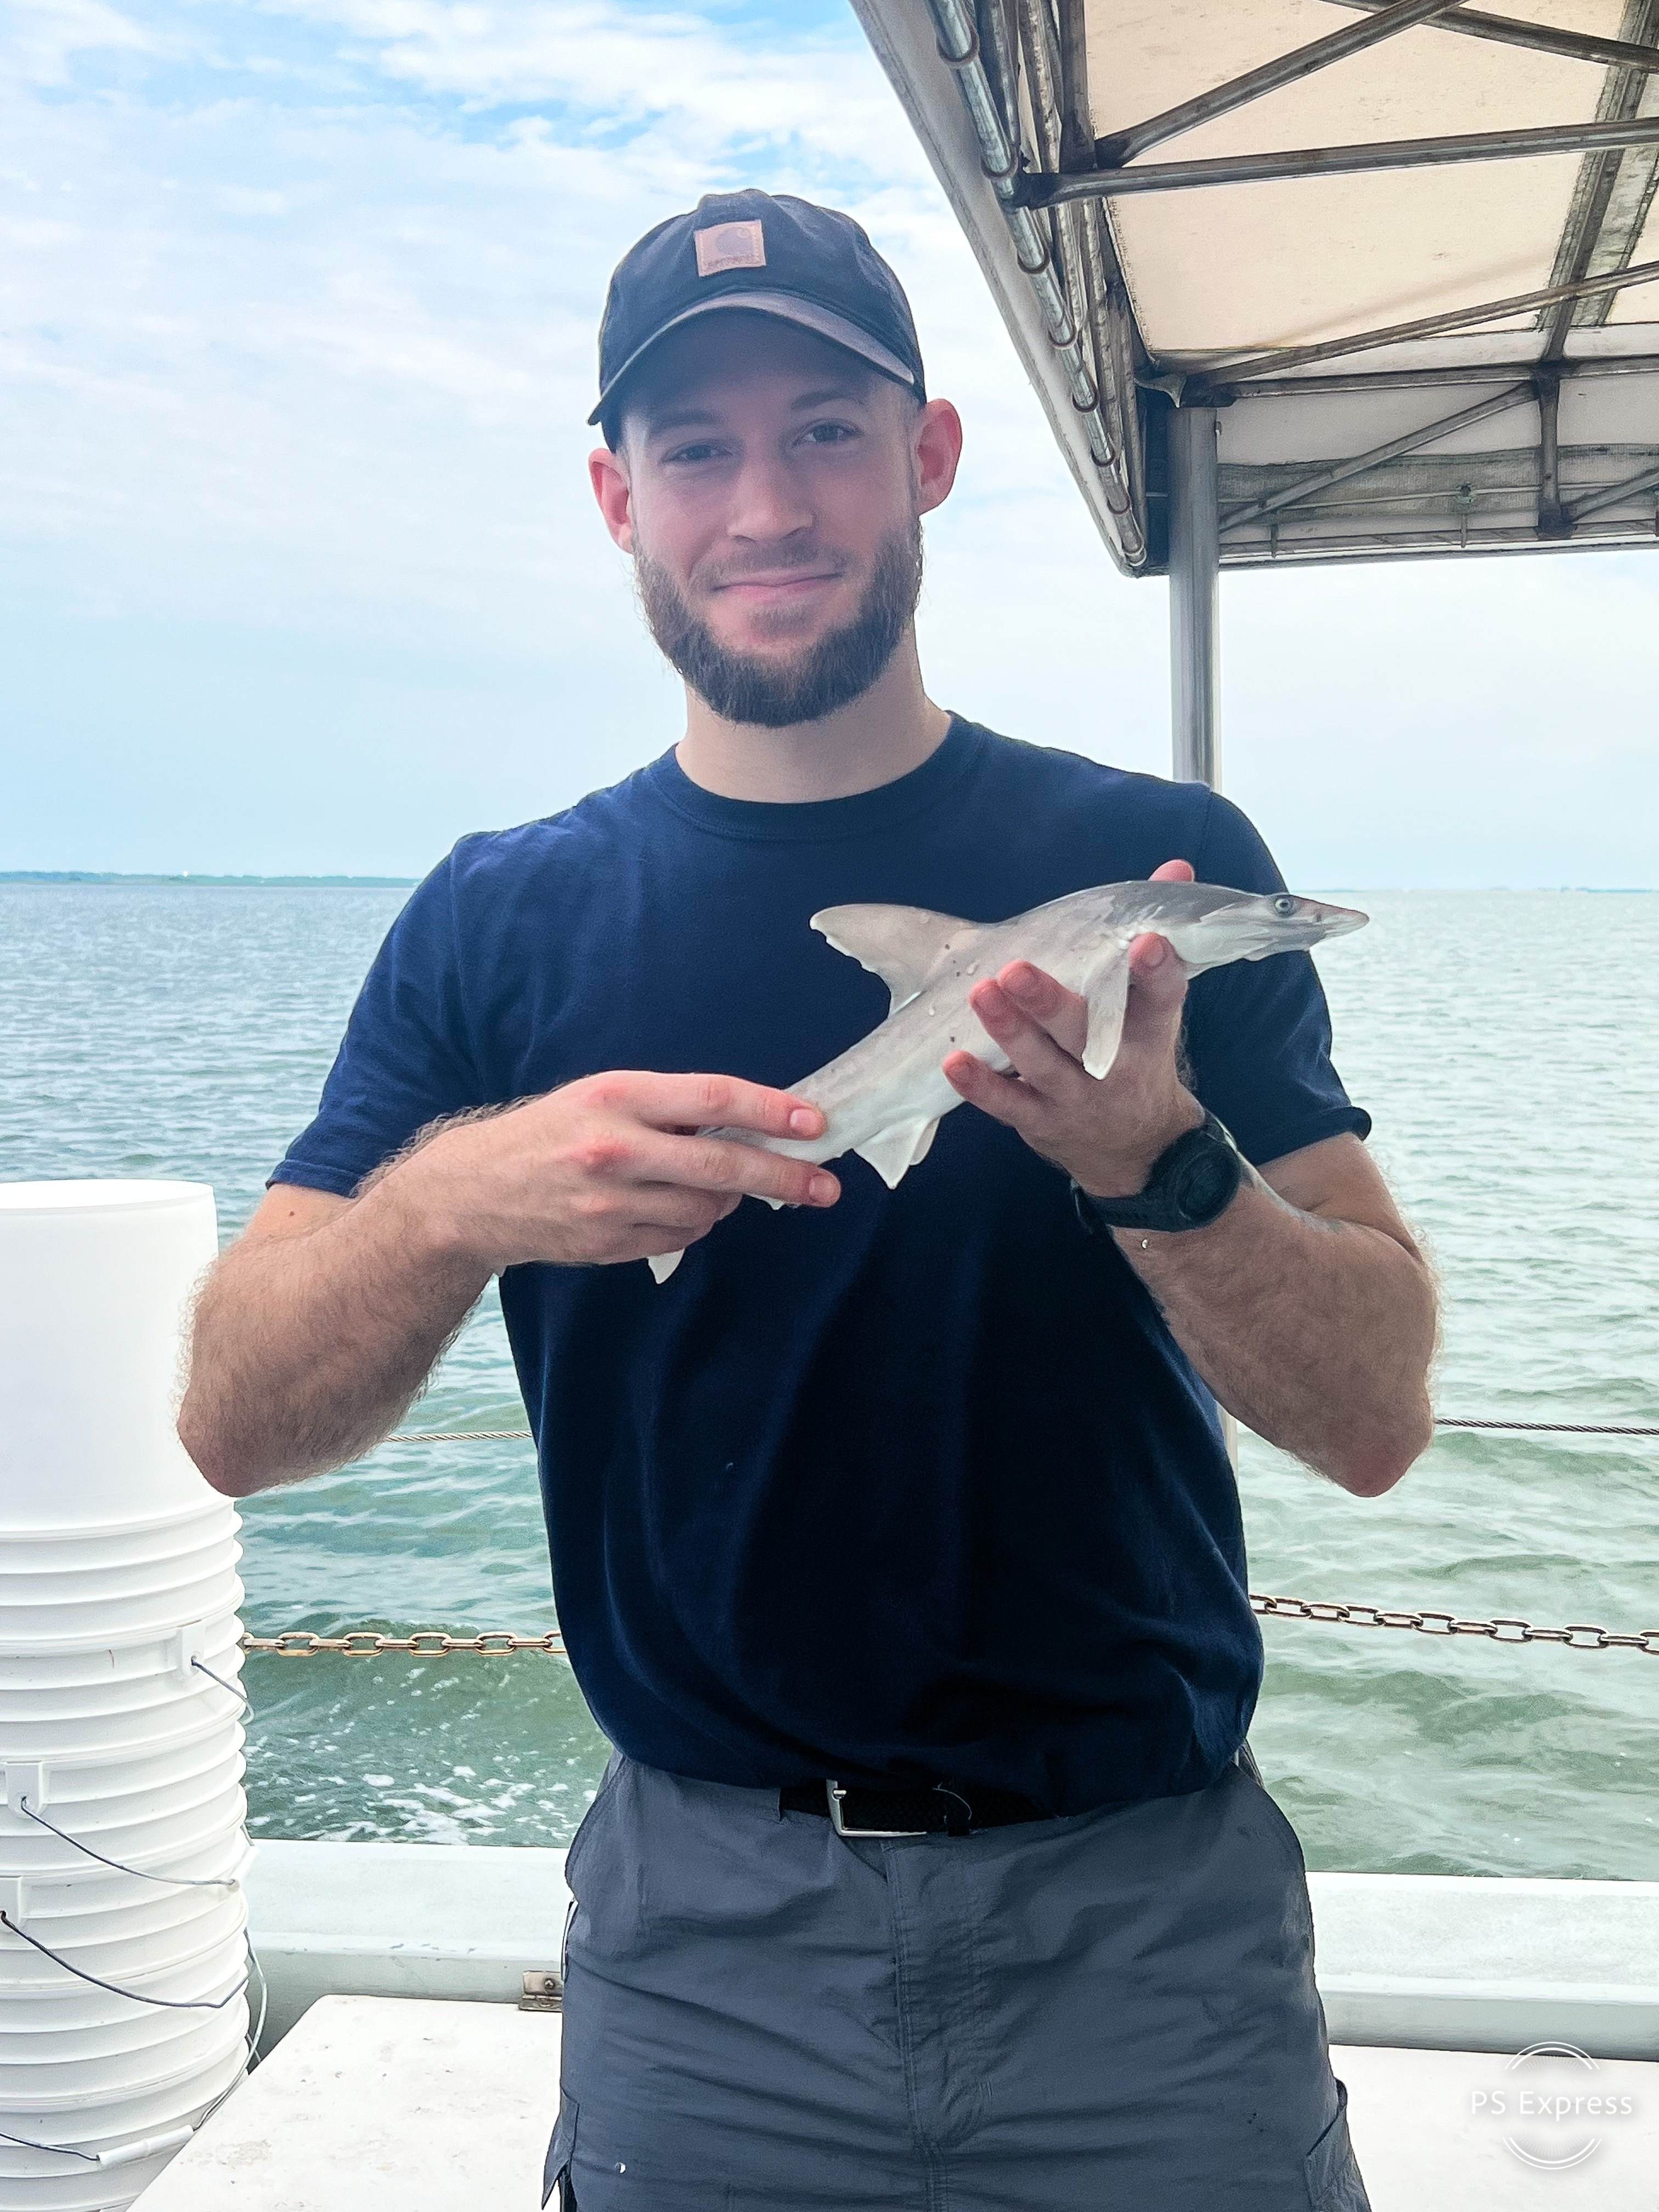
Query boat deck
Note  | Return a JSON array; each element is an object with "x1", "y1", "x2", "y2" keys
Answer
[{"x1": 133, "y1": 1993, "x2": 1659, "y2": 2209}]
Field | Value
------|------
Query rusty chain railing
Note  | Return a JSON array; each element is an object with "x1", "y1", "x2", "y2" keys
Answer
[
  {"x1": 238, "y1": 1605, "x2": 1659, "y2": 1660},
  {"x1": 1244, "y1": 1596, "x2": 1658, "y2": 1653},
  {"x1": 239, "y1": 1629, "x2": 568, "y2": 1657}
]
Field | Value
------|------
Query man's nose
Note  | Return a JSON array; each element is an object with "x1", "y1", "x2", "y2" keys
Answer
[{"x1": 726, "y1": 454, "x2": 815, "y2": 544}]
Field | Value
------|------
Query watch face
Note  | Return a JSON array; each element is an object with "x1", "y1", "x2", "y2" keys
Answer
[{"x1": 1175, "y1": 1146, "x2": 1239, "y2": 1224}]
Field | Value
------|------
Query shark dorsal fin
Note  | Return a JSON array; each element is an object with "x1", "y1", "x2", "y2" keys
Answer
[{"x1": 811, "y1": 904, "x2": 983, "y2": 1013}]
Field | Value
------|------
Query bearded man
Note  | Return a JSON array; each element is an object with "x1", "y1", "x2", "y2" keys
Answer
[{"x1": 180, "y1": 190, "x2": 1434, "y2": 2211}]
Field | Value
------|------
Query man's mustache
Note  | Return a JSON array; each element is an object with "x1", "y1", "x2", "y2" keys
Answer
[{"x1": 695, "y1": 552, "x2": 850, "y2": 589}]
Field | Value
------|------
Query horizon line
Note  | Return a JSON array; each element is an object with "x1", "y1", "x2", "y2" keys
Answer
[{"x1": 3, "y1": 872, "x2": 1654, "y2": 894}]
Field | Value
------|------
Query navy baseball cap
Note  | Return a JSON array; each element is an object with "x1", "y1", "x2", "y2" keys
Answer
[{"x1": 590, "y1": 189, "x2": 926, "y2": 445}]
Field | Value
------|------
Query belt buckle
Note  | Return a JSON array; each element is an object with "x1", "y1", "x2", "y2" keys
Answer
[{"x1": 826, "y1": 1781, "x2": 929, "y2": 1839}]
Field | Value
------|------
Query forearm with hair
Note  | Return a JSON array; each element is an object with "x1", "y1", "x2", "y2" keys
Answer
[
  {"x1": 178, "y1": 1110, "x2": 507, "y2": 1496},
  {"x1": 1119, "y1": 1166, "x2": 1437, "y2": 1494}
]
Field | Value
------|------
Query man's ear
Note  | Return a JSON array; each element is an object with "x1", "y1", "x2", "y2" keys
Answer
[
  {"x1": 589, "y1": 444, "x2": 635, "y2": 553},
  {"x1": 913, "y1": 398, "x2": 963, "y2": 519}
]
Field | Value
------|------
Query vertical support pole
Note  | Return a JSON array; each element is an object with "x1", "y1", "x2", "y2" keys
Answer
[
  {"x1": 1166, "y1": 405, "x2": 1234, "y2": 1471},
  {"x1": 1167, "y1": 404, "x2": 1221, "y2": 787},
  {"x1": 1535, "y1": 370, "x2": 1570, "y2": 538}
]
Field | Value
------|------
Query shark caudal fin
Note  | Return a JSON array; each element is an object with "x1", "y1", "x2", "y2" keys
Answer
[
  {"x1": 854, "y1": 1117, "x2": 940, "y2": 1190},
  {"x1": 811, "y1": 905, "x2": 984, "y2": 1013},
  {"x1": 647, "y1": 1195, "x2": 787, "y2": 1285}
]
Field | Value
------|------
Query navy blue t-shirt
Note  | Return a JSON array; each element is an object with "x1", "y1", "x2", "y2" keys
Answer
[{"x1": 272, "y1": 717, "x2": 1369, "y2": 1815}]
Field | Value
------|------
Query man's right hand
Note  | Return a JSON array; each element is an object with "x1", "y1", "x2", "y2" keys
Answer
[
  {"x1": 179, "y1": 1070, "x2": 838, "y2": 1498},
  {"x1": 394, "y1": 1072, "x2": 841, "y2": 1273}
]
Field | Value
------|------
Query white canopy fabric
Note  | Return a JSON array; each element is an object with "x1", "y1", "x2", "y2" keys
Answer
[{"x1": 853, "y1": 1, "x2": 1659, "y2": 572}]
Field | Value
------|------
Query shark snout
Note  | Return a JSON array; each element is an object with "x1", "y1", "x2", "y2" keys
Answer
[{"x1": 1309, "y1": 900, "x2": 1368, "y2": 938}]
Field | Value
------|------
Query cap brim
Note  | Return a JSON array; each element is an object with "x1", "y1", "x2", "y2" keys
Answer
[{"x1": 588, "y1": 292, "x2": 917, "y2": 428}]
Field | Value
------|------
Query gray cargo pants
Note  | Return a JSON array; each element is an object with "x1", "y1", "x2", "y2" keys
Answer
[{"x1": 544, "y1": 1748, "x2": 1369, "y2": 2210}]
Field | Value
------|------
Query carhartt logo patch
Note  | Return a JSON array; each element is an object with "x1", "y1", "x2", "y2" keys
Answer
[{"x1": 694, "y1": 219, "x2": 766, "y2": 278}]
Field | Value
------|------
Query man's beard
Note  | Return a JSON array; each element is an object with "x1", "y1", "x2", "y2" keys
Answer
[{"x1": 635, "y1": 521, "x2": 923, "y2": 729}]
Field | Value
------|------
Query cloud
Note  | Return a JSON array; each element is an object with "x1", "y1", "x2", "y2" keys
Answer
[
  {"x1": 7, "y1": 0, "x2": 158, "y2": 86},
  {"x1": 270, "y1": 0, "x2": 909, "y2": 170}
]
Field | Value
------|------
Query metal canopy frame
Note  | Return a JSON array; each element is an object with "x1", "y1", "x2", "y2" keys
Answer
[
  {"x1": 1186, "y1": 257, "x2": 1659, "y2": 386},
  {"x1": 1327, "y1": 0, "x2": 1659, "y2": 72},
  {"x1": 853, "y1": 0, "x2": 1659, "y2": 786},
  {"x1": 1092, "y1": 0, "x2": 1471, "y2": 170},
  {"x1": 1032, "y1": 115, "x2": 1659, "y2": 201}
]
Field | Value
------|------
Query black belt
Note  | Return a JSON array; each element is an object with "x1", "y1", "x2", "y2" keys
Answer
[
  {"x1": 780, "y1": 1778, "x2": 1050, "y2": 1838},
  {"x1": 780, "y1": 1745, "x2": 1259, "y2": 1839}
]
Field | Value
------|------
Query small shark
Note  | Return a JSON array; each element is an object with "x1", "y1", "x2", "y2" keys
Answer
[{"x1": 648, "y1": 879, "x2": 1367, "y2": 1281}]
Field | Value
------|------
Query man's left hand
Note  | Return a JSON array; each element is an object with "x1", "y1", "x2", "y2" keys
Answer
[{"x1": 941, "y1": 857, "x2": 1205, "y2": 1199}]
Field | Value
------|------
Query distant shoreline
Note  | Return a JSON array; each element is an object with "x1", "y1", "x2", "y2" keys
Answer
[
  {"x1": 1, "y1": 873, "x2": 1649, "y2": 893},
  {"x1": 0, "y1": 871, "x2": 417, "y2": 888}
]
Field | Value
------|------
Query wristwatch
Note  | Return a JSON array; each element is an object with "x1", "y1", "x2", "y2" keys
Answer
[{"x1": 1071, "y1": 1110, "x2": 1244, "y2": 1238}]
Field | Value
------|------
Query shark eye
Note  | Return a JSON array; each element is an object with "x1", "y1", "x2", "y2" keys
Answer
[{"x1": 1272, "y1": 894, "x2": 1297, "y2": 917}]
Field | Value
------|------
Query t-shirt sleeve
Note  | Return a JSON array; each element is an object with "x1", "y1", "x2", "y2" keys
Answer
[
  {"x1": 1182, "y1": 791, "x2": 1372, "y2": 1167},
  {"x1": 268, "y1": 850, "x2": 487, "y2": 1198}
]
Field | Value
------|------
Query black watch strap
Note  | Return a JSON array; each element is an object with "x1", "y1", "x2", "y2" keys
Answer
[{"x1": 1071, "y1": 1111, "x2": 1244, "y2": 1238}]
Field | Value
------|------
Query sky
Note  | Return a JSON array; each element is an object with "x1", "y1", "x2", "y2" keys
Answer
[{"x1": 3, "y1": 0, "x2": 1657, "y2": 887}]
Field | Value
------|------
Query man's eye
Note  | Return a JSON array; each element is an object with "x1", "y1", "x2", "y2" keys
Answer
[
  {"x1": 801, "y1": 422, "x2": 858, "y2": 446},
  {"x1": 664, "y1": 442, "x2": 725, "y2": 465}
]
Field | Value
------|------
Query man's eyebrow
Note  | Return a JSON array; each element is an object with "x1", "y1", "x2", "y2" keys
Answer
[
  {"x1": 637, "y1": 382, "x2": 874, "y2": 438},
  {"x1": 640, "y1": 404, "x2": 724, "y2": 438},
  {"x1": 789, "y1": 385, "x2": 872, "y2": 410}
]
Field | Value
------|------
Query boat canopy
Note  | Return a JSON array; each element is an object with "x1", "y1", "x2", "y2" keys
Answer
[{"x1": 853, "y1": 1, "x2": 1659, "y2": 577}]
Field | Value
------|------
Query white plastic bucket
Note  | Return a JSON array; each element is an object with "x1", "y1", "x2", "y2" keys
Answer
[
  {"x1": 3, "y1": 1837, "x2": 251, "y2": 1939},
  {"x1": 0, "y1": 1902, "x2": 246, "y2": 1991},
  {"x1": 0, "y1": 1660, "x2": 245, "y2": 1762},
  {"x1": 0, "y1": 1892, "x2": 246, "y2": 2002},
  {"x1": 0, "y1": 1846, "x2": 246, "y2": 1944},
  {"x1": 0, "y1": 1182, "x2": 253, "y2": 2211},
  {"x1": 0, "y1": 2017, "x2": 250, "y2": 2114},
  {"x1": 0, "y1": 1752, "x2": 249, "y2": 1876},
  {"x1": 0, "y1": 1183, "x2": 220, "y2": 1532},
  {"x1": 0, "y1": 2029, "x2": 246, "y2": 2150},
  {"x1": 0, "y1": 2004, "x2": 249, "y2": 2104},
  {"x1": 0, "y1": 1501, "x2": 235, "y2": 1575},
  {"x1": 0, "y1": 1683, "x2": 246, "y2": 1768},
  {"x1": 17, "y1": 1722, "x2": 244, "y2": 1797},
  {"x1": 0, "y1": 2036, "x2": 250, "y2": 2212},
  {"x1": 0, "y1": 1696, "x2": 244, "y2": 1765},
  {"x1": 0, "y1": 1569, "x2": 243, "y2": 1647},
  {"x1": 2, "y1": 1734, "x2": 246, "y2": 1842},
  {"x1": 0, "y1": 2036, "x2": 247, "y2": 2143},
  {"x1": 4, "y1": 1837, "x2": 253, "y2": 1938},
  {"x1": 0, "y1": 1536, "x2": 241, "y2": 1611},
  {"x1": 0, "y1": 1943, "x2": 247, "y2": 2059},
  {"x1": 0, "y1": 1779, "x2": 246, "y2": 1886},
  {"x1": 0, "y1": 1582, "x2": 244, "y2": 1663},
  {"x1": 0, "y1": 2047, "x2": 250, "y2": 2212},
  {"x1": 0, "y1": 1619, "x2": 244, "y2": 1711}
]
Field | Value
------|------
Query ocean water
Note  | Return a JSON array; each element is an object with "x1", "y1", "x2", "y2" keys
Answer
[{"x1": 1, "y1": 882, "x2": 1655, "y2": 1878}]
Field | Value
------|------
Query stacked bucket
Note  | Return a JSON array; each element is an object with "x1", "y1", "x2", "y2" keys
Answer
[{"x1": 0, "y1": 1184, "x2": 251, "y2": 2211}]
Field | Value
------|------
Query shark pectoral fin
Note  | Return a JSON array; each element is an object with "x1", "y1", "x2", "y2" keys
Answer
[
  {"x1": 647, "y1": 1249, "x2": 686, "y2": 1284},
  {"x1": 810, "y1": 904, "x2": 983, "y2": 1014},
  {"x1": 1081, "y1": 961, "x2": 1131, "y2": 1080},
  {"x1": 855, "y1": 1117, "x2": 940, "y2": 1191}
]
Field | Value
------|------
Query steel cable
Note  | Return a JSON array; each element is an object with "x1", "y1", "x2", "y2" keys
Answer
[{"x1": 387, "y1": 1417, "x2": 1659, "y2": 1441}]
